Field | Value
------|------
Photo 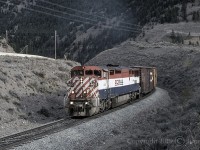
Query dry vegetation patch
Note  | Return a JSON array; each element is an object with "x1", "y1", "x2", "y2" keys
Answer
[{"x1": 0, "y1": 56, "x2": 79, "y2": 137}]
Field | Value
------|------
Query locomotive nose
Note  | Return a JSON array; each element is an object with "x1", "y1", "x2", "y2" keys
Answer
[{"x1": 69, "y1": 77, "x2": 98, "y2": 99}]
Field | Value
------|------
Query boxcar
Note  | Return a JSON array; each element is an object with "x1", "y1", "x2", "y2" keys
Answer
[{"x1": 133, "y1": 66, "x2": 157, "y2": 95}]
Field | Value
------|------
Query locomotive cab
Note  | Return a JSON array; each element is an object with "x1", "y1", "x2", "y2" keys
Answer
[{"x1": 66, "y1": 66, "x2": 102, "y2": 116}]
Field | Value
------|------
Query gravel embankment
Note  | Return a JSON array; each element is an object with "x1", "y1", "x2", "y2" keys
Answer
[{"x1": 13, "y1": 87, "x2": 171, "y2": 150}]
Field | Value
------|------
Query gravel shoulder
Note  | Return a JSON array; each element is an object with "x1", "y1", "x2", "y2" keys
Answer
[{"x1": 13, "y1": 87, "x2": 171, "y2": 150}]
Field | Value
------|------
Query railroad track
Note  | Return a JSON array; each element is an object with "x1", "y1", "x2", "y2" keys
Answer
[
  {"x1": 0, "y1": 117, "x2": 78, "y2": 150},
  {"x1": 0, "y1": 90, "x2": 155, "y2": 150}
]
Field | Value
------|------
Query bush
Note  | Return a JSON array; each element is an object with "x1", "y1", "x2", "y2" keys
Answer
[
  {"x1": 13, "y1": 101, "x2": 21, "y2": 107},
  {"x1": 9, "y1": 90, "x2": 20, "y2": 100},
  {"x1": 6, "y1": 108, "x2": 14, "y2": 115},
  {"x1": 15, "y1": 74, "x2": 23, "y2": 81},
  {"x1": 33, "y1": 71, "x2": 46, "y2": 78},
  {"x1": 37, "y1": 107, "x2": 50, "y2": 117}
]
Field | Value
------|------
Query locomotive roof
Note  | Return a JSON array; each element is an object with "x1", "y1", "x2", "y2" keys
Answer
[
  {"x1": 100, "y1": 65, "x2": 130, "y2": 70},
  {"x1": 131, "y1": 66, "x2": 156, "y2": 69},
  {"x1": 72, "y1": 65, "x2": 138, "y2": 71}
]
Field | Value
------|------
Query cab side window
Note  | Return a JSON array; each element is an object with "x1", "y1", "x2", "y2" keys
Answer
[
  {"x1": 115, "y1": 70, "x2": 121, "y2": 74},
  {"x1": 94, "y1": 70, "x2": 101, "y2": 77},
  {"x1": 110, "y1": 70, "x2": 114, "y2": 75}
]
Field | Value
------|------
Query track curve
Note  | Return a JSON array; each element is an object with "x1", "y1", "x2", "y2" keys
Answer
[{"x1": 0, "y1": 89, "x2": 156, "y2": 150}]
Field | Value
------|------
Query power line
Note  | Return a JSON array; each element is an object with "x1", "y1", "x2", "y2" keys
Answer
[
  {"x1": 0, "y1": 0, "x2": 142, "y2": 33},
  {"x1": 37, "y1": 0, "x2": 143, "y2": 29},
  {"x1": 26, "y1": 7, "x2": 94, "y2": 25},
  {"x1": 33, "y1": 4, "x2": 98, "y2": 23},
  {"x1": 31, "y1": 3, "x2": 142, "y2": 32},
  {"x1": 25, "y1": 7, "x2": 141, "y2": 33}
]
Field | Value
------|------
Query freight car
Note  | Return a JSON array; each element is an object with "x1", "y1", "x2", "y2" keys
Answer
[{"x1": 64, "y1": 65, "x2": 157, "y2": 117}]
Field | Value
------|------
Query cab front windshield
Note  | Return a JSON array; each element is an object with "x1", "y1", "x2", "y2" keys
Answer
[
  {"x1": 71, "y1": 70, "x2": 84, "y2": 77},
  {"x1": 85, "y1": 70, "x2": 101, "y2": 77},
  {"x1": 71, "y1": 69, "x2": 101, "y2": 77}
]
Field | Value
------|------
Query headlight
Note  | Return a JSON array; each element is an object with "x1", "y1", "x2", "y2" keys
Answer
[
  {"x1": 70, "y1": 101, "x2": 74, "y2": 105},
  {"x1": 71, "y1": 91, "x2": 75, "y2": 94},
  {"x1": 85, "y1": 102, "x2": 88, "y2": 105},
  {"x1": 83, "y1": 91, "x2": 87, "y2": 94}
]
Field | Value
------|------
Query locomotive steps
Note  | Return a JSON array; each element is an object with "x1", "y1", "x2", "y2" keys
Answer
[{"x1": 12, "y1": 87, "x2": 171, "y2": 150}]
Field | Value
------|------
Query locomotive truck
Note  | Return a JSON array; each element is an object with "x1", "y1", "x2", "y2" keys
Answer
[{"x1": 64, "y1": 65, "x2": 157, "y2": 117}]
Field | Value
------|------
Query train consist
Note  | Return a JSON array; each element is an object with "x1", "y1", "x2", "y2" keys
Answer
[{"x1": 64, "y1": 65, "x2": 157, "y2": 117}]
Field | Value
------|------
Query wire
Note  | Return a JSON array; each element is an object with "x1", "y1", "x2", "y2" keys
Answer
[
  {"x1": 31, "y1": 3, "x2": 142, "y2": 32},
  {"x1": 37, "y1": 0, "x2": 143, "y2": 28},
  {"x1": 25, "y1": 7, "x2": 141, "y2": 33},
  {"x1": 33, "y1": 4, "x2": 98, "y2": 23},
  {"x1": 0, "y1": 0, "x2": 142, "y2": 33}
]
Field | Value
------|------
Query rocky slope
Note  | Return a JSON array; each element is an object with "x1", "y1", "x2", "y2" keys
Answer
[
  {"x1": 87, "y1": 22, "x2": 200, "y2": 149},
  {"x1": 0, "y1": 54, "x2": 79, "y2": 137}
]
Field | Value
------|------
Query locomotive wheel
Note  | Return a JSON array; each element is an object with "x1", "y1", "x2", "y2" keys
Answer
[
  {"x1": 136, "y1": 92, "x2": 140, "y2": 99},
  {"x1": 106, "y1": 99, "x2": 111, "y2": 110},
  {"x1": 100, "y1": 100, "x2": 106, "y2": 112},
  {"x1": 129, "y1": 92, "x2": 135, "y2": 102},
  {"x1": 129, "y1": 93, "x2": 135, "y2": 101}
]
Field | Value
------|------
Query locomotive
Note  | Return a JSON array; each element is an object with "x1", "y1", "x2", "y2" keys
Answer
[{"x1": 64, "y1": 65, "x2": 157, "y2": 117}]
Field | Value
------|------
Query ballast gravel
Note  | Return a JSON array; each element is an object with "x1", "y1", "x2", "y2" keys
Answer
[{"x1": 13, "y1": 87, "x2": 171, "y2": 150}]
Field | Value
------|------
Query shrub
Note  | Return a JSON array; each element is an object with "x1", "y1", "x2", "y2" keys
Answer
[
  {"x1": 4, "y1": 59, "x2": 12, "y2": 63},
  {"x1": 33, "y1": 71, "x2": 46, "y2": 78},
  {"x1": 6, "y1": 108, "x2": 14, "y2": 115},
  {"x1": 13, "y1": 101, "x2": 21, "y2": 107},
  {"x1": 37, "y1": 107, "x2": 50, "y2": 117},
  {"x1": 18, "y1": 114, "x2": 27, "y2": 120},
  {"x1": 0, "y1": 69, "x2": 7, "y2": 76},
  {"x1": 0, "y1": 76, "x2": 7, "y2": 84},
  {"x1": 15, "y1": 74, "x2": 23, "y2": 81},
  {"x1": 9, "y1": 90, "x2": 20, "y2": 100}
]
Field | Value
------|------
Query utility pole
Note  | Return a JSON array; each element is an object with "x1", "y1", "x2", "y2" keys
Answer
[
  {"x1": 55, "y1": 30, "x2": 57, "y2": 60},
  {"x1": 26, "y1": 45, "x2": 28, "y2": 54},
  {"x1": 6, "y1": 30, "x2": 8, "y2": 43}
]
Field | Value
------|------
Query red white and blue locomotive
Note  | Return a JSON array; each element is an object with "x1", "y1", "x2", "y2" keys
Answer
[{"x1": 65, "y1": 65, "x2": 157, "y2": 117}]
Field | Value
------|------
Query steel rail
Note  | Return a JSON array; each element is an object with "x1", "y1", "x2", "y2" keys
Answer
[{"x1": 0, "y1": 89, "x2": 156, "y2": 150}]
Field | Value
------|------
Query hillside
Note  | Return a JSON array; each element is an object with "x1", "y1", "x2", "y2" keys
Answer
[
  {"x1": 0, "y1": 55, "x2": 79, "y2": 137},
  {"x1": 0, "y1": 0, "x2": 200, "y2": 148},
  {"x1": 1, "y1": 0, "x2": 199, "y2": 64},
  {"x1": 0, "y1": 0, "x2": 136, "y2": 64},
  {"x1": 87, "y1": 22, "x2": 200, "y2": 149},
  {"x1": 137, "y1": 22, "x2": 200, "y2": 46}
]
